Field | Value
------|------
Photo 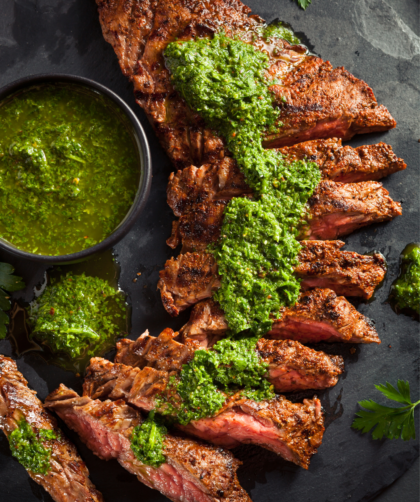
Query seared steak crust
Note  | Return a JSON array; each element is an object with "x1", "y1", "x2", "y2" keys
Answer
[
  {"x1": 296, "y1": 240, "x2": 386, "y2": 299},
  {"x1": 0, "y1": 356, "x2": 103, "y2": 502},
  {"x1": 46, "y1": 385, "x2": 251, "y2": 502},
  {"x1": 158, "y1": 241, "x2": 386, "y2": 315},
  {"x1": 83, "y1": 358, "x2": 325, "y2": 469},
  {"x1": 113, "y1": 329, "x2": 344, "y2": 392},
  {"x1": 167, "y1": 139, "x2": 405, "y2": 219},
  {"x1": 96, "y1": 0, "x2": 396, "y2": 169}
]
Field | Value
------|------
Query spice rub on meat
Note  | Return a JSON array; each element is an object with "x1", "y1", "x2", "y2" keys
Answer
[
  {"x1": 95, "y1": 0, "x2": 396, "y2": 169},
  {"x1": 0, "y1": 355, "x2": 103, "y2": 502},
  {"x1": 45, "y1": 385, "x2": 251, "y2": 502},
  {"x1": 167, "y1": 180, "x2": 401, "y2": 252},
  {"x1": 112, "y1": 328, "x2": 344, "y2": 392},
  {"x1": 181, "y1": 293, "x2": 380, "y2": 345},
  {"x1": 83, "y1": 357, "x2": 325, "y2": 469},
  {"x1": 167, "y1": 139, "x2": 405, "y2": 218},
  {"x1": 158, "y1": 241, "x2": 386, "y2": 316}
]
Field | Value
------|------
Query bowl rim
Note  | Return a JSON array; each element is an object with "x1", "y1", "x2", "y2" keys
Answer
[{"x1": 0, "y1": 73, "x2": 152, "y2": 264}]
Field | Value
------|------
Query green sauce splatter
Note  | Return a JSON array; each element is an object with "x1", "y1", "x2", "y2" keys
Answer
[
  {"x1": 262, "y1": 21, "x2": 301, "y2": 45},
  {"x1": 9, "y1": 418, "x2": 56, "y2": 474},
  {"x1": 390, "y1": 244, "x2": 420, "y2": 317},
  {"x1": 0, "y1": 85, "x2": 139, "y2": 256},
  {"x1": 156, "y1": 335, "x2": 274, "y2": 425},
  {"x1": 165, "y1": 33, "x2": 320, "y2": 335},
  {"x1": 28, "y1": 272, "x2": 127, "y2": 370},
  {"x1": 130, "y1": 412, "x2": 167, "y2": 468}
]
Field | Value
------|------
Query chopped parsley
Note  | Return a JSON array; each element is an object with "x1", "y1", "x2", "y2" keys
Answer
[
  {"x1": 0, "y1": 262, "x2": 24, "y2": 339},
  {"x1": 9, "y1": 417, "x2": 56, "y2": 474},
  {"x1": 165, "y1": 33, "x2": 320, "y2": 335},
  {"x1": 28, "y1": 272, "x2": 127, "y2": 370},
  {"x1": 390, "y1": 243, "x2": 420, "y2": 317},
  {"x1": 130, "y1": 412, "x2": 167, "y2": 468},
  {"x1": 156, "y1": 336, "x2": 274, "y2": 425}
]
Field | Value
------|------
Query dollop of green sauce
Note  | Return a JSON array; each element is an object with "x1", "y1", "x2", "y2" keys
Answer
[
  {"x1": 165, "y1": 33, "x2": 320, "y2": 335},
  {"x1": 28, "y1": 272, "x2": 127, "y2": 369},
  {"x1": 156, "y1": 335, "x2": 274, "y2": 425},
  {"x1": 9, "y1": 417, "x2": 56, "y2": 475},
  {"x1": 130, "y1": 412, "x2": 167, "y2": 468},
  {"x1": 0, "y1": 85, "x2": 138, "y2": 255},
  {"x1": 391, "y1": 244, "x2": 420, "y2": 317}
]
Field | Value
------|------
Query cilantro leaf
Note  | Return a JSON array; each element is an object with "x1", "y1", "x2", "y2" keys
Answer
[
  {"x1": 0, "y1": 262, "x2": 24, "y2": 339},
  {"x1": 296, "y1": 0, "x2": 312, "y2": 9},
  {"x1": 352, "y1": 380, "x2": 419, "y2": 441}
]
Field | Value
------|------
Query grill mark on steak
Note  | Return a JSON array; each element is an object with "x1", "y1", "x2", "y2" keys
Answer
[
  {"x1": 83, "y1": 357, "x2": 325, "y2": 469},
  {"x1": 167, "y1": 180, "x2": 401, "y2": 252},
  {"x1": 158, "y1": 241, "x2": 386, "y2": 316},
  {"x1": 95, "y1": 1, "x2": 396, "y2": 169},
  {"x1": 45, "y1": 384, "x2": 251, "y2": 502},
  {"x1": 113, "y1": 328, "x2": 344, "y2": 392},
  {"x1": 180, "y1": 294, "x2": 380, "y2": 346},
  {"x1": 167, "y1": 139, "x2": 405, "y2": 218},
  {"x1": 0, "y1": 355, "x2": 103, "y2": 502}
]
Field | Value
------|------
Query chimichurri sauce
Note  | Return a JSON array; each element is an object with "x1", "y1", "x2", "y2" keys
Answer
[
  {"x1": 0, "y1": 85, "x2": 138, "y2": 255},
  {"x1": 389, "y1": 243, "x2": 420, "y2": 319},
  {"x1": 165, "y1": 33, "x2": 320, "y2": 335},
  {"x1": 28, "y1": 271, "x2": 128, "y2": 372}
]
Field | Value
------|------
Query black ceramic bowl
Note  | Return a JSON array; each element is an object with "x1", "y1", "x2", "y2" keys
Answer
[{"x1": 0, "y1": 74, "x2": 152, "y2": 264}]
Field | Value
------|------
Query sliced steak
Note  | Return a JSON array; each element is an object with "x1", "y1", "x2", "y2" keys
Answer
[
  {"x1": 168, "y1": 140, "x2": 405, "y2": 218},
  {"x1": 96, "y1": 0, "x2": 396, "y2": 169},
  {"x1": 45, "y1": 385, "x2": 251, "y2": 502},
  {"x1": 83, "y1": 358, "x2": 324, "y2": 469},
  {"x1": 112, "y1": 329, "x2": 344, "y2": 392},
  {"x1": 158, "y1": 241, "x2": 386, "y2": 315},
  {"x1": 0, "y1": 355, "x2": 103, "y2": 502},
  {"x1": 303, "y1": 181, "x2": 402, "y2": 240},
  {"x1": 181, "y1": 292, "x2": 380, "y2": 345}
]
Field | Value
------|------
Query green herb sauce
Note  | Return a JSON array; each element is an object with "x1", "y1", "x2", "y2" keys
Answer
[
  {"x1": 156, "y1": 335, "x2": 274, "y2": 425},
  {"x1": 0, "y1": 85, "x2": 138, "y2": 255},
  {"x1": 390, "y1": 243, "x2": 420, "y2": 317},
  {"x1": 28, "y1": 272, "x2": 127, "y2": 370},
  {"x1": 130, "y1": 412, "x2": 167, "y2": 468},
  {"x1": 9, "y1": 417, "x2": 56, "y2": 474},
  {"x1": 165, "y1": 33, "x2": 320, "y2": 335},
  {"x1": 261, "y1": 21, "x2": 301, "y2": 45}
]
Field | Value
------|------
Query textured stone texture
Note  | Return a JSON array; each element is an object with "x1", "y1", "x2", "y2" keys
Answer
[{"x1": 0, "y1": 0, "x2": 418, "y2": 501}]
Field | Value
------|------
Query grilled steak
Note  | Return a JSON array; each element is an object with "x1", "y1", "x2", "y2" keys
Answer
[
  {"x1": 113, "y1": 329, "x2": 344, "y2": 391},
  {"x1": 0, "y1": 355, "x2": 103, "y2": 502},
  {"x1": 45, "y1": 385, "x2": 251, "y2": 502},
  {"x1": 83, "y1": 358, "x2": 325, "y2": 469},
  {"x1": 167, "y1": 180, "x2": 401, "y2": 251},
  {"x1": 95, "y1": 0, "x2": 396, "y2": 169},
  {"x1": 158, "y1": 241, "x2": 386, "y2": 316},
  {"x1": 167, "y1": 139, "x2": 405, "y2": 218},
  {"x1": 181, "y1": 292, "x2": 380, "y2": 345}
]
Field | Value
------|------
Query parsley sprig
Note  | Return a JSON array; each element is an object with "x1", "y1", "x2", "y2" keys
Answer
[
  {"x1": 296, "y1": 0, "x2": 312, "y2": 9},
  {"x1": 352, "y1": 380, "x2": 419, "y2": 441},
  {"x1": 0, "y1": 263, "x2": 24, "y2": 339}
]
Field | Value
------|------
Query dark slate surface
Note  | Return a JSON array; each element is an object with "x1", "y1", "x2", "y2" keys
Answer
[{"x1": 0, "y1": 1, "x2": 419, "y2": 501}]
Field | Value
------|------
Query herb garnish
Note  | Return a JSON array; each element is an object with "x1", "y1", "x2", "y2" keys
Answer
[
  {"x1": 156, "y1": 336, "x2": 275, "y2": 425},
  {"x1": 352, "y1": 380, "x2": 419, "y2": 441},
  {"x1": 165, "y1": 34, "x2": 320, "y2": 335},
  {"x1": 296, "y1": 0, "x2": 312, "y2": 10},
  {"x1": 130, "y1": 412, "x2": 167, "y2": 468},
  {"x1": 9, "y1": 417, "x2": 56, "y2": 474},
  {"x1": 0, "y1": 262, "x2": 24, "y2": 339}
]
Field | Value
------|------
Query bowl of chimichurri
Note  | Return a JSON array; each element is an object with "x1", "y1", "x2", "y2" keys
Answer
[{"x1": 0, "y1": 74, "x2": 151, "y2": 263}]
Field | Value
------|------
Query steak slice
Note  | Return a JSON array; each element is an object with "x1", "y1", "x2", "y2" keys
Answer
[
  {"x1": 181, "y1": 292, "x2": 380, "y2": 345},
  {"x1": 0, "y1": 355, "x2": 103, "y2": 502},
  {"x1": 83, "y1": 358, "x2": 325, "y2": 469},
  {"x1": 167, "y1": 139, "x2": 405, "y2": 218},
  {"x1": 96, "y1": 0, "x2": 396, "y2": 169},
  {"x1": 113, "y1": 329, "x2": 344, "y2": 392},
  {"x1": 167, "y1": 180, "x2": 401, "y2": 252},
  {"x1": 45, "y1": 385, "x2": 251, "y2": 502},
  {"x1": 158, "y1": 241, "x2": 386, "y2": 315}
]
